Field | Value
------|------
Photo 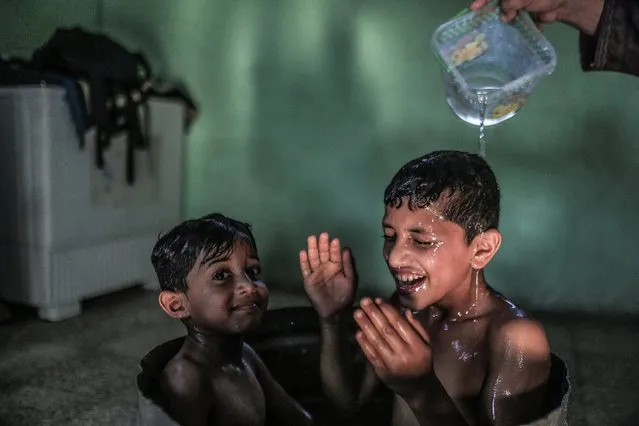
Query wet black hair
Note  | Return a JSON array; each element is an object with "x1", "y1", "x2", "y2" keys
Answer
[
  {"x1": 151, "y1": 213, "x2": 257, "y2": 292},
  {"x1": 383, "y1": 150, "x2": 500, "y2": 244}
]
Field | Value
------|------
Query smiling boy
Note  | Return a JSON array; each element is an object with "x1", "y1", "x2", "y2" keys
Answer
[
  {"x1": 152, "y1": 213, "x2": 315, "y2": 426},
  {"x1": 300, "y1": 151, "x2": 552, "y2": 426}
]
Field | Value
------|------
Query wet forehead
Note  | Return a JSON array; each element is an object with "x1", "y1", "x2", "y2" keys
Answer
[{"x1": 383, "y1": 203, "x2": 456, "y2": 237}]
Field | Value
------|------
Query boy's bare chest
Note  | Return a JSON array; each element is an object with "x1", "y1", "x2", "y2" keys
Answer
[
  {"x1": 390, "y1": 326, "x2": 489, "y2": 426},
  {"x1": 431, "y1": 322, "x2": 489, "y2": 398},
  {"x1": 208, "y1": 367, "x2": 266, "y2": 426}
]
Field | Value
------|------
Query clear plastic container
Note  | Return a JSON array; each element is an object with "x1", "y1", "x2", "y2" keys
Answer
[{"x1": 431, "y1": 2, "x2": 557, "y2": 126}]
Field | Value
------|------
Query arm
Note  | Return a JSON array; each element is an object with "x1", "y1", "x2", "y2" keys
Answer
[
  {"x1": 299, "y1": 234, "x2": 378, "y2": 416},
  {"x1": 159, "y1": 360, "x2": 212, "y2": 426},
  {"x1": 244, "y1": 345, "x2": 315, "y2": 426},
  {"x1": 578, "y1": 0, "x2": 639, "y2": 76},
  {"x1": 321, "y1": 292, "x2": 408, "y2": 414},
  {"x1": 320, "y1": 311, "x2": 380, "y2": 416},
  {"x1": 479, "y1": 318, "x2": 551, "y2": 426}
]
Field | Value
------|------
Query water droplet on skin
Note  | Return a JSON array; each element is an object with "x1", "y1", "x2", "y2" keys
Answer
[
  {"x1": 424, "y1": 205, "x2": 446, "y2": 222},
  {"x1": 452, "y1": 340, "x2": 479, "y2": 362},
  {"x1": 409, "y1": 281, "x2": 429, "y2": 295},
  {"x1": 449, "y1": 271, "x2": 486, "y2": 322}
]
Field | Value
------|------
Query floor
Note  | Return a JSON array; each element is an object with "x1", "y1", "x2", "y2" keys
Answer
[{"x1": 0, "y1": 288, "x2": 637, "y2": 426}]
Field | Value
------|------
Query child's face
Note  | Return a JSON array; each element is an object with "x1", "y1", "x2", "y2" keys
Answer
[
  {"x1": 382, "y1": 198, "x2": 476, "y2": 311},
  {"x1": 184, "y1": 240, "x2": 269, "y2": 334}
]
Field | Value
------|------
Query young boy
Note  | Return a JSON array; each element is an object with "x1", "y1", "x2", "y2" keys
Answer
[
  {"x1": 300, "y1": 151, "x2": 552, "y2": 426},
  {"x1": 152, "y1": 213, "x2": 315, "y2": 426}
]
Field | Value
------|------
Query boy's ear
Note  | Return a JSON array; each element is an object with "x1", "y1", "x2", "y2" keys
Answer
[
  {"x1": 470, "y1": 229, "x2": 501, "y2": 269},
  {"x1": 159, "y1": 290, "x2": 190, "y2": 319}
]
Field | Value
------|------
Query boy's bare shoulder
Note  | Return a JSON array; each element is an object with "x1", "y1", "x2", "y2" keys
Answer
[
  {"x1": 242, "y1": 342, "x2": 267, "y2": 374},
  {"x1": 158, "y1": 354, "x2": 214, "y2": 425},
  {"x1": 487, "y1": 298, "x2": 550, "y2": 358},
  {"x1": 160, "y1": 354, "x2": 212, "y2": 400},
  {"x1": 243, "y1": 342, "x2": 258, "y2": 358}
]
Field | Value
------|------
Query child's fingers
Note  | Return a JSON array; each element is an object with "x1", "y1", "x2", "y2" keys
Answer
[
  {"x1": 374, "y1": 299, "x2": 414, "y2": 345},
  {"x1": 299, "y1": 250, "x2": 312, "y2": 277},
  {"x1": 342, "y1": 248, "x2": 355, "y2": 279},
  {"x1": 318, "y1": 232, "x2": 330, "y2": 263},
  {"x1": 329, "y1": 238, "x2": 342, "y2": 263},
  {"x1": 307, "y1": 235, "x2": 320, "y2": 269},
  {"x1": 355, "y1": 330, "x2": 388, "y2": 373},
  {"x1": 360, "y1": 299, "x2": 407, "y2": 353},
  {"x1": 354, "y1": 307, "x2": 395, "y2": 356}
]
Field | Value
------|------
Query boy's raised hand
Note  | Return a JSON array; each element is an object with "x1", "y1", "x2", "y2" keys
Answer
[
  {"x1": 354, "y1": 298, "x2": 433, "y2": 399},
  {"x1": 300, "y1": 233, "x2": 357, "y2": 320}
]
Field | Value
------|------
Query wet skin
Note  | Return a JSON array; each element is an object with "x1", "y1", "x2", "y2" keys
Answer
[
  {"x1": 159, "y1": 242, "x2": 314, "y2": 426},
  {"x1": 355, "y1": 293, "x2": 550, "y2": 426},
  {"x1": 302, "y1": 201, "x2": 551, "y2": 426}
]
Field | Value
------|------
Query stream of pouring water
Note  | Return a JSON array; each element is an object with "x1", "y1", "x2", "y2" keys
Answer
[{"x1": 478, "y1": 95, "x2": 487, "y2": 158}]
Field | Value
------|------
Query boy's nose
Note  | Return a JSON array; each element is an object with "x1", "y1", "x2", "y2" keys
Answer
[
  {"x1": 236, "y1": 277, "x2": 258, "y2": 294},
  {"x1": 387, "y1": 242, "x2": 410, "y2": 268}
]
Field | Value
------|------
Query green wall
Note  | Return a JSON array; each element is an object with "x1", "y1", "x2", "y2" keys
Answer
[{"x1": 2, "y1": 0, "x2": 638, "y2": 314}]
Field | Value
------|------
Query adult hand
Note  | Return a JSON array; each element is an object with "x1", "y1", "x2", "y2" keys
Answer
[
  {"x1": 470, "y1": 0, "x2": 564, "y2": 25},
  {"x1": 354, "y1": 298, "x2": 433, "y2": 398},
  {"x1": 469, "y1": 0, "x2": 604, "y2": 35}
]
